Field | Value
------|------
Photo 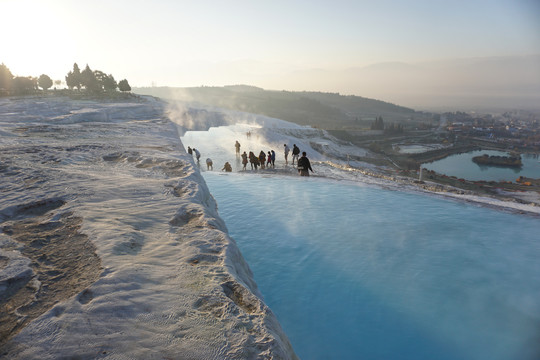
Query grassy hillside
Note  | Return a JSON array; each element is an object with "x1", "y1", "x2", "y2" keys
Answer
[{"x1": 134, "y1": 85, "x2": 429, "y2": 130}]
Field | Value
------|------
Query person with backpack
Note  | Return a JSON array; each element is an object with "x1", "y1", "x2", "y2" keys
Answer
[
  {"x1": 259, "y1": 151, "x2": 266, "y2": 169},
  {"x1": 292, "y1": 144, "x2": 300, "y2": 165},
  {"x1": 297, "y1": 151, "x2": 313, "y2": 176},
  {"x1": 249, "y1": 151, "x2": 258, "y2": 170}
]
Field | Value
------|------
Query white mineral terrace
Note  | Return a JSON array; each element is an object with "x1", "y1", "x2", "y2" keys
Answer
[{"x1": 0, "y1": 96, "x2": 297, "y2": 359}]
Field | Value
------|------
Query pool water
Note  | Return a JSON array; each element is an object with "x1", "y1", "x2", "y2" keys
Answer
[
  {"x1": 423, "y1": 150, "x2": 540, "y2": 182},
  {"x1": 203, "y1": 172, "x2": 540, "y2": 360}
]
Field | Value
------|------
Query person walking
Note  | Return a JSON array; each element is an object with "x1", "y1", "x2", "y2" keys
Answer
[
  {"x1": 271, "y1": 150, "x2": 276, "y2": 168},
  {"x1": 235, "y1": 140, "x2": 241, "y2": 154},
  {"x1": 259, "y1": 151, "x2": 266, "y2": 169},
  {"x1": 297, "y1": 151, "x2": 313, "y2": 176},
  {"x1": 249, "y1": 151, "x2": 258, "y2": 170},
  {"x1": 267, "y1": 151, "x2": 272, "y2": 168},
  {"x1": 284, "y1": 144, "x2": 290, "y2": 165},
  {"x1": 193, "y1": 148, "x2": 201, "y2": 162},
  {"x1": 206, "y1": 158, "x2": 213, "y2": 170},
  {"x1": 292, "y1": 144, "x2": 300, "y2": 165},
  {"x1": 241, "y1": 151, "x2": 248, "y2": 170}
]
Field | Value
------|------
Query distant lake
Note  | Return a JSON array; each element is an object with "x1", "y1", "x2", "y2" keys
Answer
[{"x1": 423, "y1": 150, "x2": 540, "y2": 181}]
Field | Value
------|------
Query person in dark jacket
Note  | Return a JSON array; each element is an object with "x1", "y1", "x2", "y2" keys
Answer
[
  {"x1": 259, "y1": 151, "x2": 266, "y2": 169},
  {"x1": 267, "y1": 151, "x2": 272, "y2": 168},
  {"x1": 292, "y1": 144, "x2": 300, "y2": 165},
  {"x1": 249, "y1": 151, "x2": 258, "y2": 170},
  {"x1": 241, "y1": 151, "x2": 248, "y2": 170},
  {"x1": 297, "y1": 151, "x2": 313, "y2": 176}
]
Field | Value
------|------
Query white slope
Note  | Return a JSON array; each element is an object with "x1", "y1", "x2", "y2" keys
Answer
[
  {"x1": 0, "y1": 96, "x2": 297, "y2": 359},
  {"x1": 171, "y1": 100, "x2": 540, "y2": 216},
  {"x1": 170, "y1": 101, "x2": 372, "y2": 174}
]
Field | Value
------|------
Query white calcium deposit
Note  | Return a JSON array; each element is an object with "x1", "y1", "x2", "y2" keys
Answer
[{"x1": 0, "y1": 96, "x2": 297, "y2": 359}]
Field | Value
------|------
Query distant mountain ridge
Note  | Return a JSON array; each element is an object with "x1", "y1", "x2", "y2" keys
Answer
[
  {"x1": 134, "y1": 85, "x2": 426, "y2": 130},
  {"x1": 279, "y1": 55, "x2": 540, "y2": 111}
]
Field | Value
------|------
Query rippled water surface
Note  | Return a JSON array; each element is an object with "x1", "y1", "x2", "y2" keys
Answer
[{"x1": 204, "y1": 172, "x2": 540, "y2": 360}]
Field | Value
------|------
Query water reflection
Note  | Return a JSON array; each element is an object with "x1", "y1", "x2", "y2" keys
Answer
[{"x1": 423, "y1": 150, "x2": 540, "y2": 181}]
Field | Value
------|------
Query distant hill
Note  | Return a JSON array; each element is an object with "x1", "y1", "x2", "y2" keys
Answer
[
  {"x1": 267, "y1": 55, "x2": 540, "y2": 112},
  {"x1": 134, "y1": 85, "x2": 429, "y2": 130}
]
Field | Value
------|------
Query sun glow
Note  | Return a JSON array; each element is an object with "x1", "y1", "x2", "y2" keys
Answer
[{"x1": 1, "y1": 0, "x2": 77, "y2": 81}]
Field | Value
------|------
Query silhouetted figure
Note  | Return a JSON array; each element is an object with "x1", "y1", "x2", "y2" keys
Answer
[
  {"x1": 222, "y1": 162, "x2": 232, "y2": 172},
  {"x1": 193, "y1": 148, "x2": 201, "y2": 162},
  {"x1": 271, "y1": 150, "x2": 276, "y2": 167},
  {"x1": 267, "y1": 151, "x2": 272, "y2": 167},
  {"x1": 187, "y1": 146, "x2": 193, "y2": 156},
  {"x1": 297, "y1": 151, "x2": 313, "y2": 176},
  {"x1": 249, "y1": 151, "x2": 258, "y2": 170},
  {"x1": 284, "y1": 144, "x2": 290, "y2": 165},
  {"x1": 206, "y1": 158, "x2": 213, "y2": 170},
  {"x1": 259, "y1": 151, "x2": 266, "y2": 169},
  {"x1": 292, "y1": 144, "x2": 300, "y2": 165},
  {"x1": 235, "y1": 140, "x2": 241, "y2": 154},
  {"x1": 241, "y1": 151, "x2": 248, "y2": 170}
]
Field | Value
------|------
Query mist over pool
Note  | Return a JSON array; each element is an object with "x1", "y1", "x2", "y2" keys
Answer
[{"x1": 203, "y1": 172, "x2": 540, "y2": 360}]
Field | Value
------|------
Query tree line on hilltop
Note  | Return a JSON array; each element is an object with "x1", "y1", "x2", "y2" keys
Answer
[
  {"x1": 0, "y1": 62, "x2": 131, "y2": 96},
  {"x1": 370, "y1": 115, "x2": 404, "y2": 134}
]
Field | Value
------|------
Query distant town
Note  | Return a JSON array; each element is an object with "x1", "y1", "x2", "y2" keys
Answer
[{"x1": 443, "y1": 110, "x2": 540, "y2": 151}]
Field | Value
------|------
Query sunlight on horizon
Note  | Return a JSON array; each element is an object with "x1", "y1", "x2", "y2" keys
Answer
[
  {"x1": 1, "y1": 0, "x2": 539, "y2": 109},
  {"x1": 2, "y1": 0, "x2": 78, "y2": 80}
]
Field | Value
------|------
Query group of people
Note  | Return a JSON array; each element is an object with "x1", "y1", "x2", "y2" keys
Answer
[
  {"x1": 284, "y1": 143, "x2": 312, "y2": 176},
  {"x1": 186, "y1": 140, "x2": 313, "y2": 176},
  {"x1": 187, "y1": 146, "x2": 232, "y2": 172},
  {"x1": 283, "y1": 143, "x2": 301, "y2": 165},
  {"x1": 187, "y1": 146, "x2": 200, "y2": 161},
  {"x1": 242, "y1": 150, "x2": 276, "y2": 170}
]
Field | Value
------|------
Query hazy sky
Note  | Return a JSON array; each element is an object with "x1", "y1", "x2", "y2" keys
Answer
[{"x1": 2, "y1": 0, "x2": 539, "y2": 106}]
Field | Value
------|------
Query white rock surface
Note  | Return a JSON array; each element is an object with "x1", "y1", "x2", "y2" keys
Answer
[{"x1": 0, "y1": 96, "x2": 297, "y2": 359}]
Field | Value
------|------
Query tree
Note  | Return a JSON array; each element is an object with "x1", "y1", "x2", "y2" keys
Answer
[
  {"x1": 80, "y1": 64, "x2": 99, "y2": 92},
  {"x1": 118, "y1": 79, "x2": 131, "y2": 92},
  {"x1": 0, "y1": 63, "x2": 13, "y2": 92},
  {"x1": 93, "y1": 70, "x2": 117, "y2": 92},
  {"x1": 101, "y1": 73, "x2": 117, "y2": 92},
  {"x1": 65, "y1": 63, "x2": 81, "y2": 90},
  {"x1": 12, "y1": 76, "x2": 37, "y2": 95},
  {"x1": 93, "y1": 70, "x2": 106, "y2": 92},
  {"x1": 384, "y1": 122, "x2": 404, "y2": 135},
  {"x1": 371, "y1": 116, "x2": 384, "y2": 130},
  {"x1": 38, "y1": 74, "x2": 53, "y2": 91}
]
